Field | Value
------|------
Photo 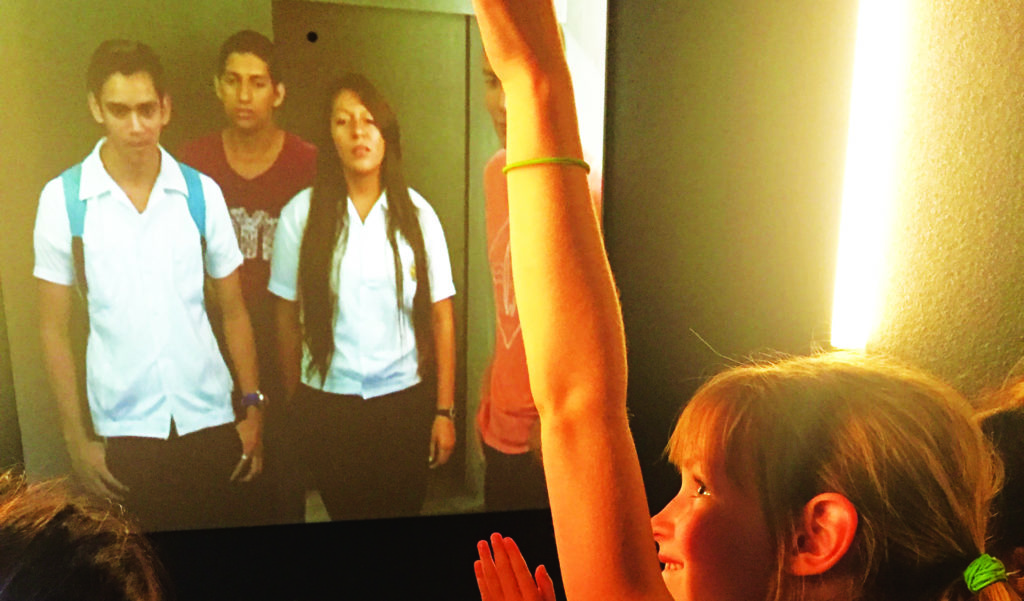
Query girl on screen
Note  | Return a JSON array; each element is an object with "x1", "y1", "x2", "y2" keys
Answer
[
  {"x1": 269, "y1": 73, "x2": 456, "y2": 521},
  {"x1": 470, "y1": 1, "x2": 1019, "y2": 601}
]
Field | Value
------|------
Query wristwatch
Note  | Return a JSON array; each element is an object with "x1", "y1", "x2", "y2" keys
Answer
[
  {"x1": 435, "y1": 406, "x2": 456, "y2": 420},
  {"x1": 241, "y1": 390, "x2": 267, "y2": 409}
]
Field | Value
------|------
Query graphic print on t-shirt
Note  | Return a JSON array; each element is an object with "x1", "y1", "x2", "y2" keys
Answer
[
  {"x1": 231, "y1": 207, "x2": 278, "y2": 261},
  {"x1": 488, "y1": 219, "x2": 520, "y2": 349}
]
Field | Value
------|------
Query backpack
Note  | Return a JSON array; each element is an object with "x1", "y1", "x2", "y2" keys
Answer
[{"x1": 60, "y1": 160, "x2": 206, "y2": 294}]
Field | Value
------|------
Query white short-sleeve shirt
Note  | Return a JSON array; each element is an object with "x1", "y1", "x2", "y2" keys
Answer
[
  {"x1": 268, "y1": 187, "x2": 456, "y2": 398},
  {"x1": 33, "y1": 140, "x2": 243, "y2": 438}
]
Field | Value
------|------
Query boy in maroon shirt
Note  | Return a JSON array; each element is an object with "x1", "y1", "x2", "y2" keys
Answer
[{"x1": 179, "y1": 30, "x2": 316, "y2": 525}]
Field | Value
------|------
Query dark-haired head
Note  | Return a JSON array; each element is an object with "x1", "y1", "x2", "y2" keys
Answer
[
  {"x1": 299, "y1": 73, "x2": 434, "y2": 386},
  {"x1": 218, "y1": 30, "x2": 278, "y2": 82},
  {"x1": 328, "y1": 73, "x2": 402, "y2": 168},
  {"x1": 0, "y1": 470, "x2": 167, "y2": 601},
  {"x1": 87, "y1": 40, "x2": 165, "y2": 98}
]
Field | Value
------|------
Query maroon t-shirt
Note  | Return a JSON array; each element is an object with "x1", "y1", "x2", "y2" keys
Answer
[
  {"x1": 179, "y1": 131, "x2": 316, "y2": 307},
  {"x1": 178, "y1": 131, "x2": 317, "y2": 397}
]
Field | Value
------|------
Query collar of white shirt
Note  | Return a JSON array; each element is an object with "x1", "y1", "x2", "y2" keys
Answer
[{"x1": 76, "y1": 138, "x2": 190, "y2": 203}]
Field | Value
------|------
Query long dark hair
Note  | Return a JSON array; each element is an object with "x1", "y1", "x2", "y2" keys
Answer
[{"x1": 298, "y1": 73, "x2": 434, "y2": 386}]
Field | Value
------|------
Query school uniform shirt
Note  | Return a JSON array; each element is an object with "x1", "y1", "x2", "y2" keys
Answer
[
  {"x1": 268, "y1": 187, "x2": 455, "y2": 399},
  {"x1": 33, "y1": 139, "x2": 243, "y2": 438}
]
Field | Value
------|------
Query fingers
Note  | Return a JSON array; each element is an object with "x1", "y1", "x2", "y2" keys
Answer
[
  {"x1": 503, "y1": 537, "x2": 541, "y2": 599},
  {"x1": 476, "y1": 534, "x2": 553, "y2": 601},
  {"x1": 433, "y1": 442, "x2": 454, "y2": 467},
  {"x1": 477, "y1": 538, "x2": 502, "y2": 600},
  {"x1": 429, "y1": 420, "x2": 456, "y2": 468},
  {"x1": 535, "y1": 565, "x2": 557, "y2": 601},
  {"x1": 428, "y1": 438, "x2": 438, "y2": 468},
  {"x1": 97, "y1": 465, "x2": 129, "y2": 496},
  {"x1": 490, "y1": 532, "x2": 521, "y2": 600},
  {"x1": 85, "y1": 474, "x2": 124, "y2": 502},
  {"x1": 78, "y1": 450, "x2": 127, "y2": 501},
  {"x1": 238, "y1": 452, "x2": 263, "y2": 482},
  {"x1": 475, "y1": 559, "x2": 495, "y2": 601},
  {"x1": 233, "y1": 418, "x2": 263, "y2": 481},
  {"x1": 229, "y1": 454, "x2": 250, "y2": 482}
]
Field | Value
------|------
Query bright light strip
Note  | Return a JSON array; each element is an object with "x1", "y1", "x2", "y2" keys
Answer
[{"x1": 830, "y1": 0, "x2": 911, "y2": 350}]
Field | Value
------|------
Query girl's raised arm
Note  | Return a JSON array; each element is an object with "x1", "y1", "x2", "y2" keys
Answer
[{"x1": 472, "y1": 2, "x2": 670, "y2": 600}]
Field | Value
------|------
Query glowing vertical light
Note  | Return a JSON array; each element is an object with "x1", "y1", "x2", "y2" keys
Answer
[{"x1": 830, "y1": 0, "x2": 911, "y2": 350}]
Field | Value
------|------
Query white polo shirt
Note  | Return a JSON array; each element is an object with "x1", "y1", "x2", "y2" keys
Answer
[
  {"x1": 268, "y1": 187, "x2": 456, "y2": 399},
  {"x1": 33, "y1": 140, "x2": 242, "y2": 438}
]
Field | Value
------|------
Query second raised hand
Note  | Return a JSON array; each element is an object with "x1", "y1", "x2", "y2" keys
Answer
[{"x1": 475, "y1": 533, "x2": 557, "y2": 601}]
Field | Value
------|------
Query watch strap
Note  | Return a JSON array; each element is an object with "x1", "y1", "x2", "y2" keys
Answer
[{"x1": 241, "y1": 390, "x2": 266, "y2": 408}]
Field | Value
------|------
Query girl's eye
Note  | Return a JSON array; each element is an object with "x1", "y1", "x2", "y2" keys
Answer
[{"x1": 694, "y1": 479, "x2": 710, "y2": 497}]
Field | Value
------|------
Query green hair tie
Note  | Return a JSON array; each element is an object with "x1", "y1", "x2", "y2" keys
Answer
[
  {"x1": 964, "y1": 554, "x2": 1007, "y2": 593},
  {"x1": 502, "y1": 156, "x2": 591, "y2": 174}
]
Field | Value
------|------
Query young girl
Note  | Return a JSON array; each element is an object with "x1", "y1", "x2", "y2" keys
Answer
[
  {"x1": 470, "y1": 1, "x2": 1019, "y2": 600},
  {"x1": 269, "y1": 73, "x2": 456, "y2": 521}
]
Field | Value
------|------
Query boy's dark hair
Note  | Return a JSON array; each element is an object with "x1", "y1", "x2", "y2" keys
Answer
[
  {"x1": 0, "y1": 471, "x2": 168, "y2": 601},
  {"x1": 218, "y1": 30, "x2": 278, "y2": 82},
  {"x1": 87, "y1": 40, "x2": 165, "y2": 98}
]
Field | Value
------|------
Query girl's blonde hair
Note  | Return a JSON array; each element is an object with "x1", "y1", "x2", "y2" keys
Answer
[{"x1": 668, "y1": 351, "x2": 1016, "y2": 601}]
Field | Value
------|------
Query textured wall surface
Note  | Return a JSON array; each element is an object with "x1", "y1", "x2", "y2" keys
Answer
[{"x1": 873, "y1": 0, "x2": 1024, "y2": 395}]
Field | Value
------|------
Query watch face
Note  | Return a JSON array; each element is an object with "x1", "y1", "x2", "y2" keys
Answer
[{"x1": 242, "y1": 391, "x2": 265, "y2": 407}]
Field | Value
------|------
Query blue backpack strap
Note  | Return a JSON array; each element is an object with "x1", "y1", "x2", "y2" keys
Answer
[
  {"x1": 178, "y1": 162, "x2": 208, "y2": 271},
  {"x1": 60, "y1": 163, "x2": 88, "y2": 294},
  {"x1": 61, "y1": 163, "x2": 85, "y2": 236},
  {"x1": 178, "y1": 162, "x2": 206, "y2": 240}
]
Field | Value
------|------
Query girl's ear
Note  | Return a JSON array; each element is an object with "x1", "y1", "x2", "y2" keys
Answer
[{"x1": 785, "y1": 492, "x2": 858, "y2": 576}]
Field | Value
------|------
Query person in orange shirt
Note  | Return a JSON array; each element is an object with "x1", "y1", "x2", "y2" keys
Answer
[{"x1": 476, "y1": 41, "x2": 601, "y2": 513}]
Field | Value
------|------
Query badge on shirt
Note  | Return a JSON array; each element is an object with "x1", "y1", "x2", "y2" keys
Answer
[{"x1": 410, "y1": 264, "x2": 417, "y2": 281}]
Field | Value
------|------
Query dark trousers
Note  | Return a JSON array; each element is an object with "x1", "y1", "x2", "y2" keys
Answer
[
  {"x1": 232, "y1": 401, "x2": 307, "y2": 527},
  {"x1": 224, "y1": 299, "x2": 308, "y2": 527},
  {"x1": 483, "y1": 443, "x2": 549, "y2": 512},
  {"x1": 105, "y1": 422, "x2": 243, "y2": 532},
  {"x1": 293, "y1": 383, "x2": 435, "y2": 521}
]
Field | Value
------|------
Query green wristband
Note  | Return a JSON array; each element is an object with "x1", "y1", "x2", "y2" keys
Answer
[
  {"x1": 502, "y1": 156, "x2": 591, "y2": 174},
  {"x1": 964, "y1": 554, "x2": 1007, "y2": 593}
]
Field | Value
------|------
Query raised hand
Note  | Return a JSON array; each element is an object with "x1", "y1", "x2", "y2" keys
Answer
[
  {"x1": 472, "y1": 0, "x2": 568, "y2": 86},
  {"x1": 475, "y1": 533, "x2": 557, "y2": 601},
  {"x1": 469, "y1": 1, "x2": 655, "y2": 600}
]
